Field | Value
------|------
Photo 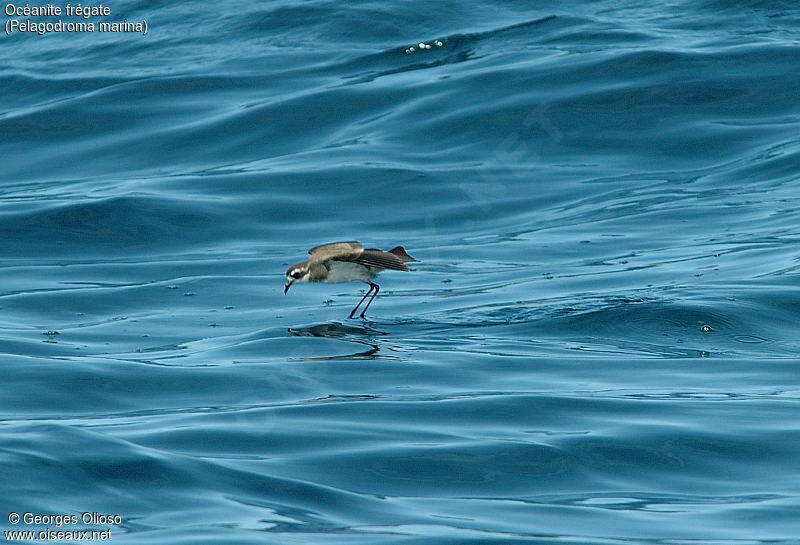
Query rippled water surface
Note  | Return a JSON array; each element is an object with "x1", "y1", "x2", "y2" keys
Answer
[{"x1": 3, "y1": 0, "x2": 800, "y2": 543}]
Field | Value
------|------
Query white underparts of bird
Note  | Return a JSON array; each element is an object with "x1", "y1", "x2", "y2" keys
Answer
[{"x1": 284, "y1": 241, "x2": 416, "y2": 319}]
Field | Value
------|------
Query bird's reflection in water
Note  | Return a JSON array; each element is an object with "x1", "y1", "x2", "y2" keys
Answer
[
  {"x1": 287, "y1": 321, "x2": 393, "y2": 361},
  {"x1": 288, "y1": 321, "x2": 387, "y2": 338}
]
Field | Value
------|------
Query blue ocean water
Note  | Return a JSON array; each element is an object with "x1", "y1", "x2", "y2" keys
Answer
[{"x1": 2, "y1": 0, "x2": 800, "y2": 543}]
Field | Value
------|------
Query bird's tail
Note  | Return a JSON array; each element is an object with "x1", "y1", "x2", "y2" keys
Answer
[{"x1": 388, "y1": 246, "x2": 417, "y2": 262}]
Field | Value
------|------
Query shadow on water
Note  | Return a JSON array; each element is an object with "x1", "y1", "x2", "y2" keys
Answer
[{"x1": 287, "y1": 321, "x2": 393, "y2": 361}]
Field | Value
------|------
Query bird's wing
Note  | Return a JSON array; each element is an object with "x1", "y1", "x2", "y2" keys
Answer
[
  {"x1": 335, "y1": 249, "x2": 410, "y2": 271},
  {"x1": 308, "y1": 241, "x2": 364, "y2": 263}
]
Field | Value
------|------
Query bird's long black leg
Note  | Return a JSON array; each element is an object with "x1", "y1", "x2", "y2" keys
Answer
[
  {"x1": 358, "y1": 283, "x2": 380, "y2": 319},
  {"x1": 348, "y1": 284, "x2": 375, "y2": 319}
]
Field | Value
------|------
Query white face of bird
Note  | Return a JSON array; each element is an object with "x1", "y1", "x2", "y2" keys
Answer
[{"x1": 284, "y1": 264, "x2": 310, "y2": 293}]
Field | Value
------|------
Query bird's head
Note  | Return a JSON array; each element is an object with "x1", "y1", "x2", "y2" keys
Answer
[{"x1": 284, "y1": 262, "x2": 311, "y2": 294}]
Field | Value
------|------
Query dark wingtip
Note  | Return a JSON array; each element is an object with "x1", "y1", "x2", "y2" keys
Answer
[{"x1": 388, "y1": 246, "x2": 417, "y2": 262}]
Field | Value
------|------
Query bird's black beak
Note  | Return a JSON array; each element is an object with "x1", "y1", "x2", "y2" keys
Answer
[{"x1": 284, "y1": 280, "x2": 293, "y2": 294}]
